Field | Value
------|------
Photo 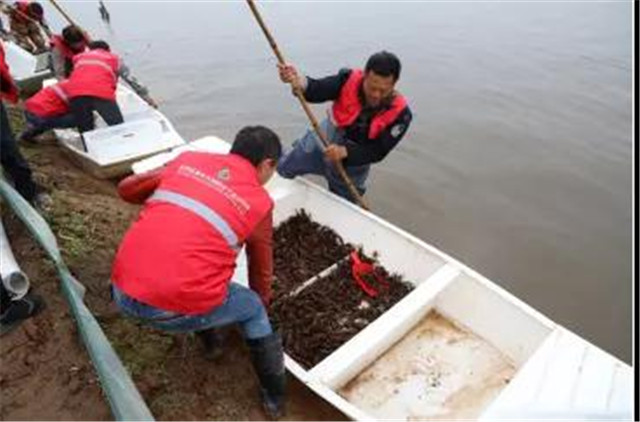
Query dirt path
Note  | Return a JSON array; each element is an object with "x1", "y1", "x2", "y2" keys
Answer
[{"x1": 0, "y1": 117, "x2": 345, "y2": 420}]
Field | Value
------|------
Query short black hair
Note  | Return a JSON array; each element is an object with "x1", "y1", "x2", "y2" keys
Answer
[
  {"x1": 88, "y1": 40, "x2": 110, "y2": 51},
  {"x1": 62, "y1": 25, "x2": 85, "y2": 44},
  {"x1": 365, "y1": 51, "x2": 401, "y2": 81},
  {"x1": 230, "y1": 126, "x2": 282, "y2": 167},
  {"x1": 28, "y1": 2, "x2": 43, "y2": 19}
]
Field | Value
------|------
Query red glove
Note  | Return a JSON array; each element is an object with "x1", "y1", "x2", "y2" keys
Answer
[
  {"x1": 117, "y1": 169, "x2": 162, "y2": 204},
  {"x1": 246, "y1": 210, "x2": 274, "y2": 307}
]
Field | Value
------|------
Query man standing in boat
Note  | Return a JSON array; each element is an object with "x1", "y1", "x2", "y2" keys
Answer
[
  {"x1": 65, "y1": 40, "x2": 157, "y2": 133},
  {"x1": 110, "y1": 126, "x2": 286, "y2": 419},
  {"x1": 277, "y1": 51, "x2": 412, "y2": 203},
  {"x1": 49, "y1": 25, "x2": 87, "y2": 79}
]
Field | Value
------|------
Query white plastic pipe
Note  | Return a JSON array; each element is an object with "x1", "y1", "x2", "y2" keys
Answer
[{"x1": 0, "y1": 220, "x2": 30, "y2": 300}]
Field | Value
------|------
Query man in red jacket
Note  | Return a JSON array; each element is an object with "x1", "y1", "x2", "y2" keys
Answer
[
  {"x1": 277, "y1": 51, "x2": 412, "y2": 203},
  {"x1": 49, "y1": 25, "x2": 87, "y2": 79},
  {"x1": 0, "y1": 41, "x2": 45, "y2": 334},
  {"x1": 19, "y1": 80, "x2": 77, "y2": 142},
  {"x1": 111, "y1": 126, "x2": 285, "y2": 418},
  {"x1": 65, "y1": 40, "x2": 156, "y2": 133},
  {"x1": 0, "y1": 40, "x2": 49, "y2": 208},
  {"x1": 65, "y1": 39, "x2": 123, "y2": 133}
]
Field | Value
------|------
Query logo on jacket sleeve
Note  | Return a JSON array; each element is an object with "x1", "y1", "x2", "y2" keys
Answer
[
  {"x1": 216, "y1": 167, "x2": 231, "y2": 181},
  {"x1": 390, "y1": 123, "x2": 406, "y2": 138}
]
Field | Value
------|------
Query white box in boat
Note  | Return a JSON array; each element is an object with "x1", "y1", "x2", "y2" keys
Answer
[
  {"x1": 83, "y1": 118, "x2": 177, "y2": 166},
  {"x1": 50, "y1": 80, "x2": 186, "y2": 179},
  {"x1": 3, "y1": 41, "x2": 51, "y2": 93}
]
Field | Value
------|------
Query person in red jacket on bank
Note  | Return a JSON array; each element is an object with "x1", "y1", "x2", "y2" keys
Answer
[
  {"x1": 65, "y1": 40, "x2": 157, "y2": 133},
  {"x1": 277, "y1": 51, "x2": 412, "y2": 203},
  {"x1": 0, "y1": 40, "x2": 49, "y2": 208},
  {"x1": 0, "y1": 40, "x2": 46, "y2": 335},
  {"x1": 111, "y1": 126, "x2": 285, "y2": 419},
  {"x1": 18, "y1": 80, "x2": 77, "y2": 142}
]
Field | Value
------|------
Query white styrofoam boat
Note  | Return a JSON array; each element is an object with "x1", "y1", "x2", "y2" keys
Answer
[
  {"x1": 132, "y1": 136, "x2": 633, "y2": 421},
  {"x1": 47, "y1": 79, "x2": 186, "y2": 179},
  {"x1": 2, "y1": 40, "x2": 51, "y2": 92}
]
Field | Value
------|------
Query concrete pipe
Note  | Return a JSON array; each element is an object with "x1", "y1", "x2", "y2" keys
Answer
[{"x1": 0, "y1": 220, "x2": 30, "y2": 300}]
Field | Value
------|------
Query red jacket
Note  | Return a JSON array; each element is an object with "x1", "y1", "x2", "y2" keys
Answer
[
  {"x1": 331, "y1": 69, "x2": 408, "y2": 139},
  {"x1": 10, "y1": 1, "x2": 34, "y2": 25},
  {"x1": 0, "y1": 42, "x2": 19, "y2": 103},
  {"x1": 112, "y1": 152, "x2": 275, "y2": 314},
  {"x1": 24, "y1": 81, "x2": 70, "y2": 117},
  {"x1": 16, "y1": 1, "x2": 29, "y2": 13},
  {"x1": 65, "y1": 49, "x2": 120, "y2": 100},
  {"x1": 50, "y1": 34, "x2": 85, "y2": 60}
]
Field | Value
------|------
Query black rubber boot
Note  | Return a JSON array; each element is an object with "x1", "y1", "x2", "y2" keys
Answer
[
  {"x1": 195, "y1": 327, "x2": 224, "y2": 361},
  {"x1": 0, "y1": 292, "x2": 45, "y2": 336},
  {"x1": 247, "y1": 332, "x2": 286, "y2": 420}
]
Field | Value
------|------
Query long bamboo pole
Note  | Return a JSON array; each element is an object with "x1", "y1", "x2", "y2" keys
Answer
[
  {"x1": 246, "y1": 0, "x2": 369, "y2": 210},
  {"x1": 46, "y1": 0, "x2": 91, "y2": 43},
  {"x1": 47, "y1": 0, "x2": 78, "y2": 28}
]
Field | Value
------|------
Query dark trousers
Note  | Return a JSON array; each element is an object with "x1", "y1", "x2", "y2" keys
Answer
[
  {"x1": 69, "y1": 96, "x2": 124, "y2": 133},
  {"x1": 0, "y1": 283, "x2": 11, "y2": 313},
  {"x1": 20, "y1": 110, "x2": 78, "y2": 141},
  {"x1": 0, "y1": 102, "x2": 37, "y2": 202}
]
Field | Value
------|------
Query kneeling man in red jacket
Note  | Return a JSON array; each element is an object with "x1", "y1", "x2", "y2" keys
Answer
[{"x1": 111, "y1": 126, "x2": 285, "y2": 418}]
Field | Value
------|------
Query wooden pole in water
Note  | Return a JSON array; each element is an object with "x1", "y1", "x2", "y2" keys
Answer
[
  {"x1": 245, "y1": 0, "x2": 370, "y2": 211},
  {"x1": 46, "y1": 0, "x2": 91, "y2": 42}
]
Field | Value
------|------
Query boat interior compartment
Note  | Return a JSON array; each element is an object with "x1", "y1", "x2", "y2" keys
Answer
[
  {"x1": 324, "y1": 271, "x2": 554, "y2": 420},
  {"x1": 261, "y1": 169, "x2": 552, "y2": 420},
  {"x1": 271, "y1": 189, "x2": 447, "y2": 286}
]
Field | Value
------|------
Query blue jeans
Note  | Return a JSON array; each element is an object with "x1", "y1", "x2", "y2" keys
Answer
[
  {"x1": 20, "y1": 110, "x2": 78, "y2": 140},
  {"x1": 277, "y1": 117, "x2": 370, "y2": 203},
  {"x1": 111, "y1": 283, "x2": 273, "y2": 340}
]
